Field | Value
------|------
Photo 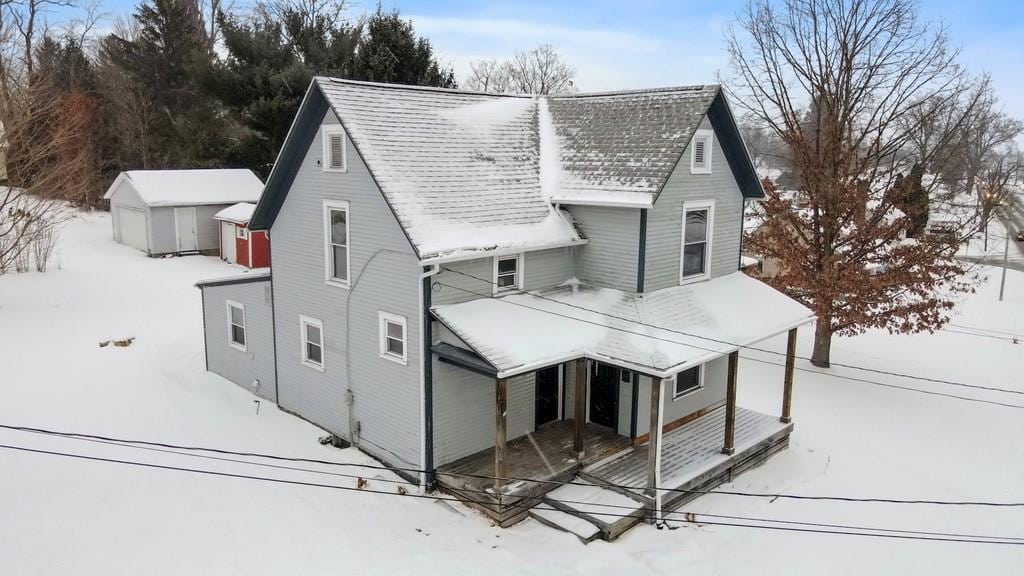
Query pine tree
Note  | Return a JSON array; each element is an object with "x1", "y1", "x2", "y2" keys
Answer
[{"x1": 351, "y1": 7, "x2": 455, "y2": 88}]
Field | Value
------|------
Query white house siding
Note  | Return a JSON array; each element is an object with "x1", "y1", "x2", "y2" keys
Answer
[
  {"x1": 569, "y1": 206, "x2": 640, "y2": 291},
  {"x1": 432, "y1": 358, "x2": 537, "y2": 467},
  {"x1": 644, "y1": 116, "x2": 744, "y2": 292},
  {"x1": 201, "y1": 279, "x2": 277, "y2": 401},
  {"x1": 270, "y1": 109, "x2": 423, "y2": 470},
  {"x1": 633, "y1": 356, "x2": 728, "y2": 437},
  {"x1": 430, "y1": 247, "x2": 572, "y2": 306}
]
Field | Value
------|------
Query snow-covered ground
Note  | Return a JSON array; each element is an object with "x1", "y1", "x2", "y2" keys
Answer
[{"x1": 1, "y1": 212, "x2": 1022, "y2": 575}]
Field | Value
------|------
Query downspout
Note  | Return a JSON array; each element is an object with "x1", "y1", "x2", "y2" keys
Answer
[
  {"x1": 637, "y1": 208, "x2": 647, "y2": 293},
  {"x1": 629, "y1": 372, "x2": 639, "y2": 441},
  {"x1": 420, "y1": 263, "x2": 440, "y2": 490}
]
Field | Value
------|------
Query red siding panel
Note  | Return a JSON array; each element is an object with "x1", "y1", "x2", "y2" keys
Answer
[{"x1": 250, "y1": 230, "x2": 270, "y2": 268}]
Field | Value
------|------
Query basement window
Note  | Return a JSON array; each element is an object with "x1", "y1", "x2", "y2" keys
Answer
[
  {"x1": 227, "y1": 301, "x2": 246, "y2": 351},
  {"x1": 301, "y1": 315, "x2": 324, "y2": 371},
  {"x1": 379, "y1": 312, "x2": 407, "y2": 365},
  {"x1": 673, "y1": 365, "x2": 703, "y2": 399},
  {"x1": 690, "y1": 129, "x2": 713, "y2": 174},
  {"x1": 322, "y1": 126, "x2": 347, "y2": 172}
]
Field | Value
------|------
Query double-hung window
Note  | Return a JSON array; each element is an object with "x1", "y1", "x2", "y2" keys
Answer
[
  {"x1": 322, "y1": 126, "x2": 347, "y2": 172},
  {"x1": 300, "y1": 315, "x2": 324, "y2": 370},
  {"x1": 681, "y1": 200, "x2": 714, "y2": 282},
  {"x1": 690, "y1": 129, "x2": 713, "y2": 174},
  {"x1": 227, "y1": 301, "x2": 246, "y2": 351},
  {"x1": 493, "y1": 254, "x2": 522, "y2": 293},
  {"x1": 379, "y1": 312, "x2": 407, "y2": 365},
  {"x1": 673, "y1": 365, "x2": 703, "y2": 399},
  {"x1": 323, "y1": 200, "x2": 350, "y2": 287}
]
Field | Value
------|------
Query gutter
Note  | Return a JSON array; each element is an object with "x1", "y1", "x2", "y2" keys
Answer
[{"x1": 418, "y1": 238, "x2": 588, "y2": 267}]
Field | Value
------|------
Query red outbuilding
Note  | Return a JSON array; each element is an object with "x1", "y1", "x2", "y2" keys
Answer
[{"x1": 213, "y1": 202, "x2": 270, "y2": 269}]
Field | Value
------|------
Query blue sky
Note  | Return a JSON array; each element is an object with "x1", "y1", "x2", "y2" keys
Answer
[{"x1": 54, "y1": 0, "x2": 1024, "y2": 120}]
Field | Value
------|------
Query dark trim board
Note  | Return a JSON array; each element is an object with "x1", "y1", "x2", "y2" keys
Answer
[
  {"x1": 707, "y1": 92, "x2": 764, "y2": 199},
  {"x1": 195, "y1": 273, "x2": 271, "y2": 289},
  {"x1": 433, "y1": 343, "x2": 498, "y2": 377},
  {"x1": 423, "y1": 273, "x2": 435, "y2": 488},
  {"x1": 637, "y1": 209, "x2": 647, "y2": 292}
]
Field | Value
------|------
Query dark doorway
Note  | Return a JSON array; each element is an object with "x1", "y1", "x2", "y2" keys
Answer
[
  {"x1": 535, "y1": 366, "x2": 560, "y2": 428},
  {"x1": 589, "y1": 362, "x2": 619, "y2": 430}
]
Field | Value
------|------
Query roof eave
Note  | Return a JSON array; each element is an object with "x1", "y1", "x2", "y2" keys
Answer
[{"x1": 419, "y1": 237, "x2": 588, "y2": 266}]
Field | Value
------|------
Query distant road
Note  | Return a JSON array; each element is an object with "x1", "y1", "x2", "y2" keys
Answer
[{"x1": 960, "y1": 190, "x2": 1024, "y2": 272}]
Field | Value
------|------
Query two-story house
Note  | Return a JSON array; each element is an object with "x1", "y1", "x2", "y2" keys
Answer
[{"x1": 196, "y1": 78, "x2": 815, "y2": 541}]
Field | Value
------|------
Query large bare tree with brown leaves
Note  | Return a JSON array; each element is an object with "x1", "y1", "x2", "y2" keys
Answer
[{"x1": 727, "y1": 0, "x2": 981, "y2": 366}]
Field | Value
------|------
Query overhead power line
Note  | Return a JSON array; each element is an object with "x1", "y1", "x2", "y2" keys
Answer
[
  {"x1": 2, "y1": 441, "x2": 1022, "y2": 546},
  {"x1": 438, "y1": 267, "x2": 1023, "y2": 396},
  {"x1": 433, "y1": 278, "x2": 1024, "y2": 410},
  {"x1": 5, "y1": 422, "x2": 1024, "y2": 507}
]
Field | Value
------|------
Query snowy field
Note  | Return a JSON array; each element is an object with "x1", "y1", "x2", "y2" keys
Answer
[{"x1": 1, "y1": 212, "x2": 1023, "y2": 575}]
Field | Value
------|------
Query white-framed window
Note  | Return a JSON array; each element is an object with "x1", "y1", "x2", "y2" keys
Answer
[
  {"x1": 226, "y1": 300, "x2": 246, "y2": 351},
  {"x1": 493, "y1": 254, "x2": 522, "y2": 293},
  {"x1": 323, "y1": 199, "x2": 350, "y2": 287},
  {"x1": 690, "y1": 129, "x2": 713, "y2": 174},
  {"x1": 673, "y1": 365, "x2": 703, "y2": 399},
  {"x1": 378, "y1": 312, "x2": 407, "y2": 365},
  {"x1": 300, "y1": 315, "x2": 324, "y2": 371},
  {"x1": 680, "y1": 200, "x2": 714, "y2": 282},
  {"x1": 322, "y1": 125, "x2": 347, "y2": 172}
]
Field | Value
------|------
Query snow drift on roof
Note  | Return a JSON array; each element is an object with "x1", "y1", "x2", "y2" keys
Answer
[
  {"x1": 432, "y1": 272, "x2": 815, "y2": 378},
  {"x1": 105, "y1": 169, "x2": 264, "y2": 207},
  {"x1": 213, "y1": 202, "x2": 256, "y2": 224}
]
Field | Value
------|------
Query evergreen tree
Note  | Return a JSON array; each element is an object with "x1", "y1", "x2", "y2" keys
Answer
[{"x1": 352, "y1": 7, "x2": 455, "y2": 88}]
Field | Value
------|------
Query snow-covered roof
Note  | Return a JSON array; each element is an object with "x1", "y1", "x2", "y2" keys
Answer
[
  {"x1": 213, "y1": 202, "x2": 256, "y2": 225},
  {"x1": 254, "y1": 79, "x2": 753, "y2": 262},
  {"x1": 104, "y1": 169, "x2": 264, "y2": 207},
  {"x1": 432, "y1": 272, "x2": 815, "y2": 378}
]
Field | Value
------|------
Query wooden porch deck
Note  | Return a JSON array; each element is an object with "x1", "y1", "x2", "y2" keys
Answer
[
  {"x1": 435, "y1": 420, "x2": 631, "y2": 526},
  {"x1": 582, "y1": 406, "x2": 793, "y2": 510}
]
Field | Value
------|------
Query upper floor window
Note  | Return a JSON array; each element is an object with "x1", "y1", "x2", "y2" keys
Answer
[
  {"x1": 379, "y1": 312, "x2": 407, "y2": 365},
  {"x1": 493, "y1": 254, "x2": 522, "y2": 293},
  {"x1": 300, "y1": 315, "x2": 324, "y2": 371},
  {"x1": 323, "y1": 200, "x2": 350, "y2": 287},
  {"x1": 226, "y1": 300, "x2": 246, "y2": 351},
  {"x1": 681, "y1": 200, "x2": 714, "y2": 282},
  {"x1": 322, "y1": 126, "x2": 347, "y2": 172},
  {"x1": 673, "y1": 365, "x2": 703, "y2": 399},
  {"x1": 690, "y1": 129, "x2": 713, "y2": 174}
]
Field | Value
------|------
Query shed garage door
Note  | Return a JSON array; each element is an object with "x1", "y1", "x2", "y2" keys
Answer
[{"x1": 116, "y1": 207, "x2": 148, "y2": 252}]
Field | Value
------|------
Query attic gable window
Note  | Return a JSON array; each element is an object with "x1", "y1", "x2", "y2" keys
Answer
[
  {"x1": 680, "y1": 200, "x2": 714, "y2": 283},
  {"x1": 323, "y1": 200, "x2": 350, "y2": 288},
  {"x1": 493, "y1": 254, "x2": 522, "y2": 294},
  {"x1": 322, "y1": 126, "x2": 347, "y2": 172},
  {"x1": 690, "y1": 129, "x2": 713, "y2": 174}
]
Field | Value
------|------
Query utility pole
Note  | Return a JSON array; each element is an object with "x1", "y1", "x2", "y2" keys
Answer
[{"x1": 999, "y1": 220, "x2": 1009, "y2": 302}]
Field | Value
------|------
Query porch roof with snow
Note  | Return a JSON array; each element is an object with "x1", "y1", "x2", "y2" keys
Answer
[
  {"x1": 104, "y1": 169, "x2": 264, "y2": 208},
  {"x1": 250, "y1": 78, "x2": 762, "y2": 262},
  {"x1": 431, "y1": 272, "x2": 815, "y2": 379}
]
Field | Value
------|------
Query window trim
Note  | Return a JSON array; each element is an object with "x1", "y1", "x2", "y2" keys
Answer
[
  {"x1": 492, "y1": 253, "x2": 524, "y2": 294},
  {"x1": 378, "y1": 311, "x2": 408, "y2": 365},
  {"x1": 690, "y1": 129, "x2": 713, "y2": 174},
  {"x1": 672, "y1": 365, "x2": 704, "y2": 400},
  {"x1": 323, "y1": 199, "x2": 351, "y2": 289},
  {"x1": 226, "y1": 300, "x2": 246, "y2": 352},
  {"x1": 322, "y1": 125, "x2": 348, "y2": 173},
  {"x1": 679, "y1": 199, "x2": 715, "y2": 284},
  {"x1": 300, "y1": 315, "x2": 325, "y2": 371}
]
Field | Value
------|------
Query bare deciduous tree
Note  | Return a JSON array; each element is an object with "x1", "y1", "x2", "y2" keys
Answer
[
  {"x1": 728, "y1": 0, "x2": 979, "y2": 367},
  {"x1": 464, "y1": 44, "x2": 575, "y2": 95}
]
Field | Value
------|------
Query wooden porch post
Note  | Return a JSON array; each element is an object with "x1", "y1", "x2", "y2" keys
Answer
[
  {"x1": 495, "y1": 377, "x2": 507, "y2": 494},
  {"x1": 722, "y1": 352, "x2": 738, "y2": 455},
  {"x1": 573, "y1": 358, "x2": 587, "y2": 458},
  {"x1": 781, "y1": 328, "x2": 797, "y2": 423},
  {"x1": 646, "y1": 377, "x2": 663, "y2": 497}
]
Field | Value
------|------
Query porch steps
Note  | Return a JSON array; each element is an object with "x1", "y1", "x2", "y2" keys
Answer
[
  {"x1": 528, "y1": 507, "x2": 602, "y2": 543},
  {"x1": 540, "y1": 479, "x2": 647, "y2": 541}
]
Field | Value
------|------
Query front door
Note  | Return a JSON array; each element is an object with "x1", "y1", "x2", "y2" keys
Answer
[
  {"x1": 589, "y1": 362, "x2": 619, "y2": 430},
  {"x1": 535, "y1": 366, "x2": 560, "y2": 428},
  {"x1": 175, "y1": 207, "x2": 198, "y2": 252},
  {"x1": 220, "y1": 221, "x2": 236, "y2": 263}
]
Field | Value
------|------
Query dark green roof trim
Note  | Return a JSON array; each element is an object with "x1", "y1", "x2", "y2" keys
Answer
[
  {"x1": 707, "y1": 92, "x2": 764, "y2": 199},
  {"x1": 432, "y1": 342, "x2": 498, "y2": 377},
  {"x1": 249, "y1": 86, "x2": 329, "y2": 231},
  {"x1": 195, "y1": 272, "x2": 271, "y2": 289}
]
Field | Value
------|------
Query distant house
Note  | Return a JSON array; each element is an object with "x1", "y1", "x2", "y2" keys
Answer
[
  {"x1": 104, "y1": 169, "x2": 264, "y2": 256},
  {"x1": 213, "y1": 203, "x2": 270, "y2": 269},
  {"x1": 196, "y1": 78, "x2": 815, "y2": 541}
]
